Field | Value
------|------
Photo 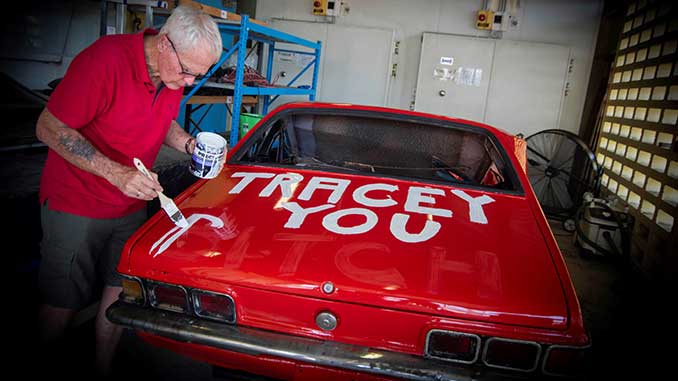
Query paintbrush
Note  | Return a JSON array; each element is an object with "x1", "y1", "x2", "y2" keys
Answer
[{"x1": 133, "y1": 158, "x2": 189, "y2": 228}]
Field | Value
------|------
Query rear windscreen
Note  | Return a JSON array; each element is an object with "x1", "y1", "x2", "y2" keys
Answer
[{"x1": 232, "y1": 112, "x2": 519, "y2": 191}]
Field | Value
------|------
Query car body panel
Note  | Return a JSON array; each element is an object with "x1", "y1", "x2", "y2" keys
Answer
[
  {"x1": 115, "y1": 102, "x2": 589, "y2": 380},
  {"x1": 127, "y1": 165, "x2": 569, "y2": 331}
]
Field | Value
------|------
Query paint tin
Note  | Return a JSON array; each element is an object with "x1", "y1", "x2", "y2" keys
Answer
[{"x1": 190, "y1": 132, "x2": 227, "y2": 179}]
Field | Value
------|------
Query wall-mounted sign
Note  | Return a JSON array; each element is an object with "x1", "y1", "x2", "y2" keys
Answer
[
  {"x1": 433, "y1": 67, "x2": 454, "y2": 81},
  {"x1": 440, "y1": 56, "x2": 454, "y2": 66},
  {"x1": 456, "y1": 67, "x2": 483, "y2": 87}
]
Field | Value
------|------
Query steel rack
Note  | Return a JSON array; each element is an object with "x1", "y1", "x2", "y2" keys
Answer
[{"x1": 181, "y1": 15, "x2": 322, "y2": 147}]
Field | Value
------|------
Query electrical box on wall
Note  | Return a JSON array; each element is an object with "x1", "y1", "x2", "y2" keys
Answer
[
  {"x1": 476, "y1": 10, "x2": 493, "y2": 30},
  {"x1": 312, "y1": 0, "x2": 327, "y2": 15},
  {"x1": 492, "y1": 12, "x2": 509, "y2": 32},
  {"x1": 326, "y1": 0, "x2": 338, "y2": 16},
  {"x1": 312, "y1": 0, "x2": 339, "y2": 16},
  {"x1": 476, "y1": 0, "x2": 522, "y2": 32}
]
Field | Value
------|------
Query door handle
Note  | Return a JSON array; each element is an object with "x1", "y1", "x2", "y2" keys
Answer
[{"x1": 439, "y1": 90, "x2": 446, "y2": 97}]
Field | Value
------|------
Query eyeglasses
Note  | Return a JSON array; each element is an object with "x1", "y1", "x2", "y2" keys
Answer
[{"x1": 166, "y1": 35, "x2": 204, "y2": 79}]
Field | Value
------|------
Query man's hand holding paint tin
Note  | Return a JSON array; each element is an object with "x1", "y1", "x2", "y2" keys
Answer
[
  {"x1": 185, "y1": 136, "x2": 196, "y2": 155},
  {"x1": 190, "y1": 132, "x2": 227, "y2": 179},
  {"x1": 110, "y1": 165, "x2": 164, "y2": 200}
]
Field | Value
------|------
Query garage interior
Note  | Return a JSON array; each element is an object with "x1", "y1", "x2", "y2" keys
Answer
[{"x1": 2, "y1": 0, "x2": 676, "y2": 380}]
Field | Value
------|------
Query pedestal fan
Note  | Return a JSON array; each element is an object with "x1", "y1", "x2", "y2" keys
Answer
[{"x1": 525, "y1": 129, "x2": 602, "y2": 230}]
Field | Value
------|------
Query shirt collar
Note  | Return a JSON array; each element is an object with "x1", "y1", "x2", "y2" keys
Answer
[{"x1": 133, "y1": 28, "x2": 159, "y2": 84}]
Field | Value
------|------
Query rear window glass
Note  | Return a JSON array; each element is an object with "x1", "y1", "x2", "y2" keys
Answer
[{"x1": 232, "y1": 112, "x2": 518, "y2": 191}]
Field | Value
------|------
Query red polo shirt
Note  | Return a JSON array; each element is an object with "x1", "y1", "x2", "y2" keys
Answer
[{"x1": 40, "y1": 29, "x2": 183, "y2": 218}]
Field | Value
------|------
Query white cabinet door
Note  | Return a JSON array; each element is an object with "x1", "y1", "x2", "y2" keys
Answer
[
  {"x1": 414, "y1": 33, "x2": 569, "y2": 135},
  {"x1": 414, "y1": 33, "x2": 495, "y2": 122},
  {"x1": 268, "y1": 21, "x2": 394, "y2": 109},
  {"x1": 322, "y1": 25, "x2": 394, "y2": 106},
  {"x1": 267, "y1": 20, "x2": 326, "y2": 110},
  {"x1": 485, "y1": 40, "x2": 570, "y2": 137}
]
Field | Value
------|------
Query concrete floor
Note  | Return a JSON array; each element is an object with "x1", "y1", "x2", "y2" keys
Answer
[{"x1": 4, "y1": 146, "x2": 673, "y2": 380}]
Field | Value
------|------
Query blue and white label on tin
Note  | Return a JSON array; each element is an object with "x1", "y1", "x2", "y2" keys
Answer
[{"x1": 190, "y1": 132, "x2": 227, "y2": 179}]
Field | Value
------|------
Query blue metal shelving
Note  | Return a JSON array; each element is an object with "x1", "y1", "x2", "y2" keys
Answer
[{"x1": 181, "y1": 15, "x2": 322, "y2": 147}]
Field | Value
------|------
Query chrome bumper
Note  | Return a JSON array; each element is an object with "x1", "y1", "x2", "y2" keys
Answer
[{"x1": 107, "y1": 301, "x2": 480, "y2": 381}]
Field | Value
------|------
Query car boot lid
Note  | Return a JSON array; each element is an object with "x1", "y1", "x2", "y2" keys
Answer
[{"x1": 125, "y1": 167, "x2": 570, "y2": 330}]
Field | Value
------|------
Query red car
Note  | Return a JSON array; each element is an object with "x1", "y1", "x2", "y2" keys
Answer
[{"x1": 108, "y1": 102, "x2": 590, "y2": 380}]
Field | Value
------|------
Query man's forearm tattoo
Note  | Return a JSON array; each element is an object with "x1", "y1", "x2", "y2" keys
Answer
[{"x1": 59, "y1": 134, "x2": 95, "y2": 161}]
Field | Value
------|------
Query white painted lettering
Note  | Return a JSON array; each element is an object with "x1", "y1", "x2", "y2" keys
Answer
[
  {"x1": 298, "y1": 176, "x2": 350, "y2": 204},
  {"x1": 451, "y1": 190, "x2": 495, "y2": 224},
  {"x1": 404, "y1": 187, "x2": 452, "y2": 218},
  {"x1": 323, "y1": 208, "x2": 378, "y2": 235},
  {"x1": 260, "y1": 173, "x2": 304, "y2": 198},
  {"x1": 281, "y1": 202, "x2": 334, "y2": 228},
  {"x1": 390, "y1": 213, "x2": 441, "y2": 243},
  {"x1": 229, "y1": 172, "x2": 275, "y2": 194},
  {"x1": 353, "y1": 183, "x2": 398, "y2": 207},
  {"x1": 221, "y1": 171, "x2": 500, "y2": 243},
  {"x1": 151, "y1": 214, "x2": 224, "y2": 257}
]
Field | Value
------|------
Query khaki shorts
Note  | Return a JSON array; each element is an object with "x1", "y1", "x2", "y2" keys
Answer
[{"x1": 38, "y1": 202, "x2": 146, "y2": 310}]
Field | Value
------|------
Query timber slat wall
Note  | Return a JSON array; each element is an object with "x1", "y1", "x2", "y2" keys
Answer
[{"x1": 595, "y1": 0, "x2": 677, "y2": 282}]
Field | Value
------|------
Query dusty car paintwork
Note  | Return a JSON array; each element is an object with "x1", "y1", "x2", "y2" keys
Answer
[{"x1": 111, "y1": 102, "x2": 589, "y2": 380}]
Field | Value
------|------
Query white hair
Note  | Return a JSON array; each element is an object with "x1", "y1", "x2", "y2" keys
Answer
[{"x1": 160, "y1": 5, "x2": 222, "y2": 63}]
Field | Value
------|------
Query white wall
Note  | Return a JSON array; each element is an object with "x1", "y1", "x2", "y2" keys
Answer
[
  {"x1": 256, "y1": 0, "x2": 603, "y2": 134},
  {"x1": 0, "y1": 1, "x2": 100, "y2": 90}
]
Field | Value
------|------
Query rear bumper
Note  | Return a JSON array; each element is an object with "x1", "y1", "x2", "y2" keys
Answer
[{"x1": 107, "y1": 301, "x2": 477, "y2": 381}]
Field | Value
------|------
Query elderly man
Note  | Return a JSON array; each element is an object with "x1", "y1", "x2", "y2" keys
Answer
[{"x1": 35, "y1": 5, "x2": 222, "y2": 375}]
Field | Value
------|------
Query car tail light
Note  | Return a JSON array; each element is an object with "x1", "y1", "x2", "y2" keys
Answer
[
  {"x1": 482, "y1": 337, "x2": 541, "y2": 372},
  {"x1": 120, "y1": 276, "x2": 145, "y2": 305},
  {"x1": 192, "y1": 290, "x2": 236, "y2": 323},
  {"x1": 542, "y1": 345, "x2": 589, "y2": 377},
  {"x1": 425, "y1": 330, "x2": 481, "y2": 364},
  {"x1": 148, "y1": 282, "x2": 189, "y2": 313}
]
